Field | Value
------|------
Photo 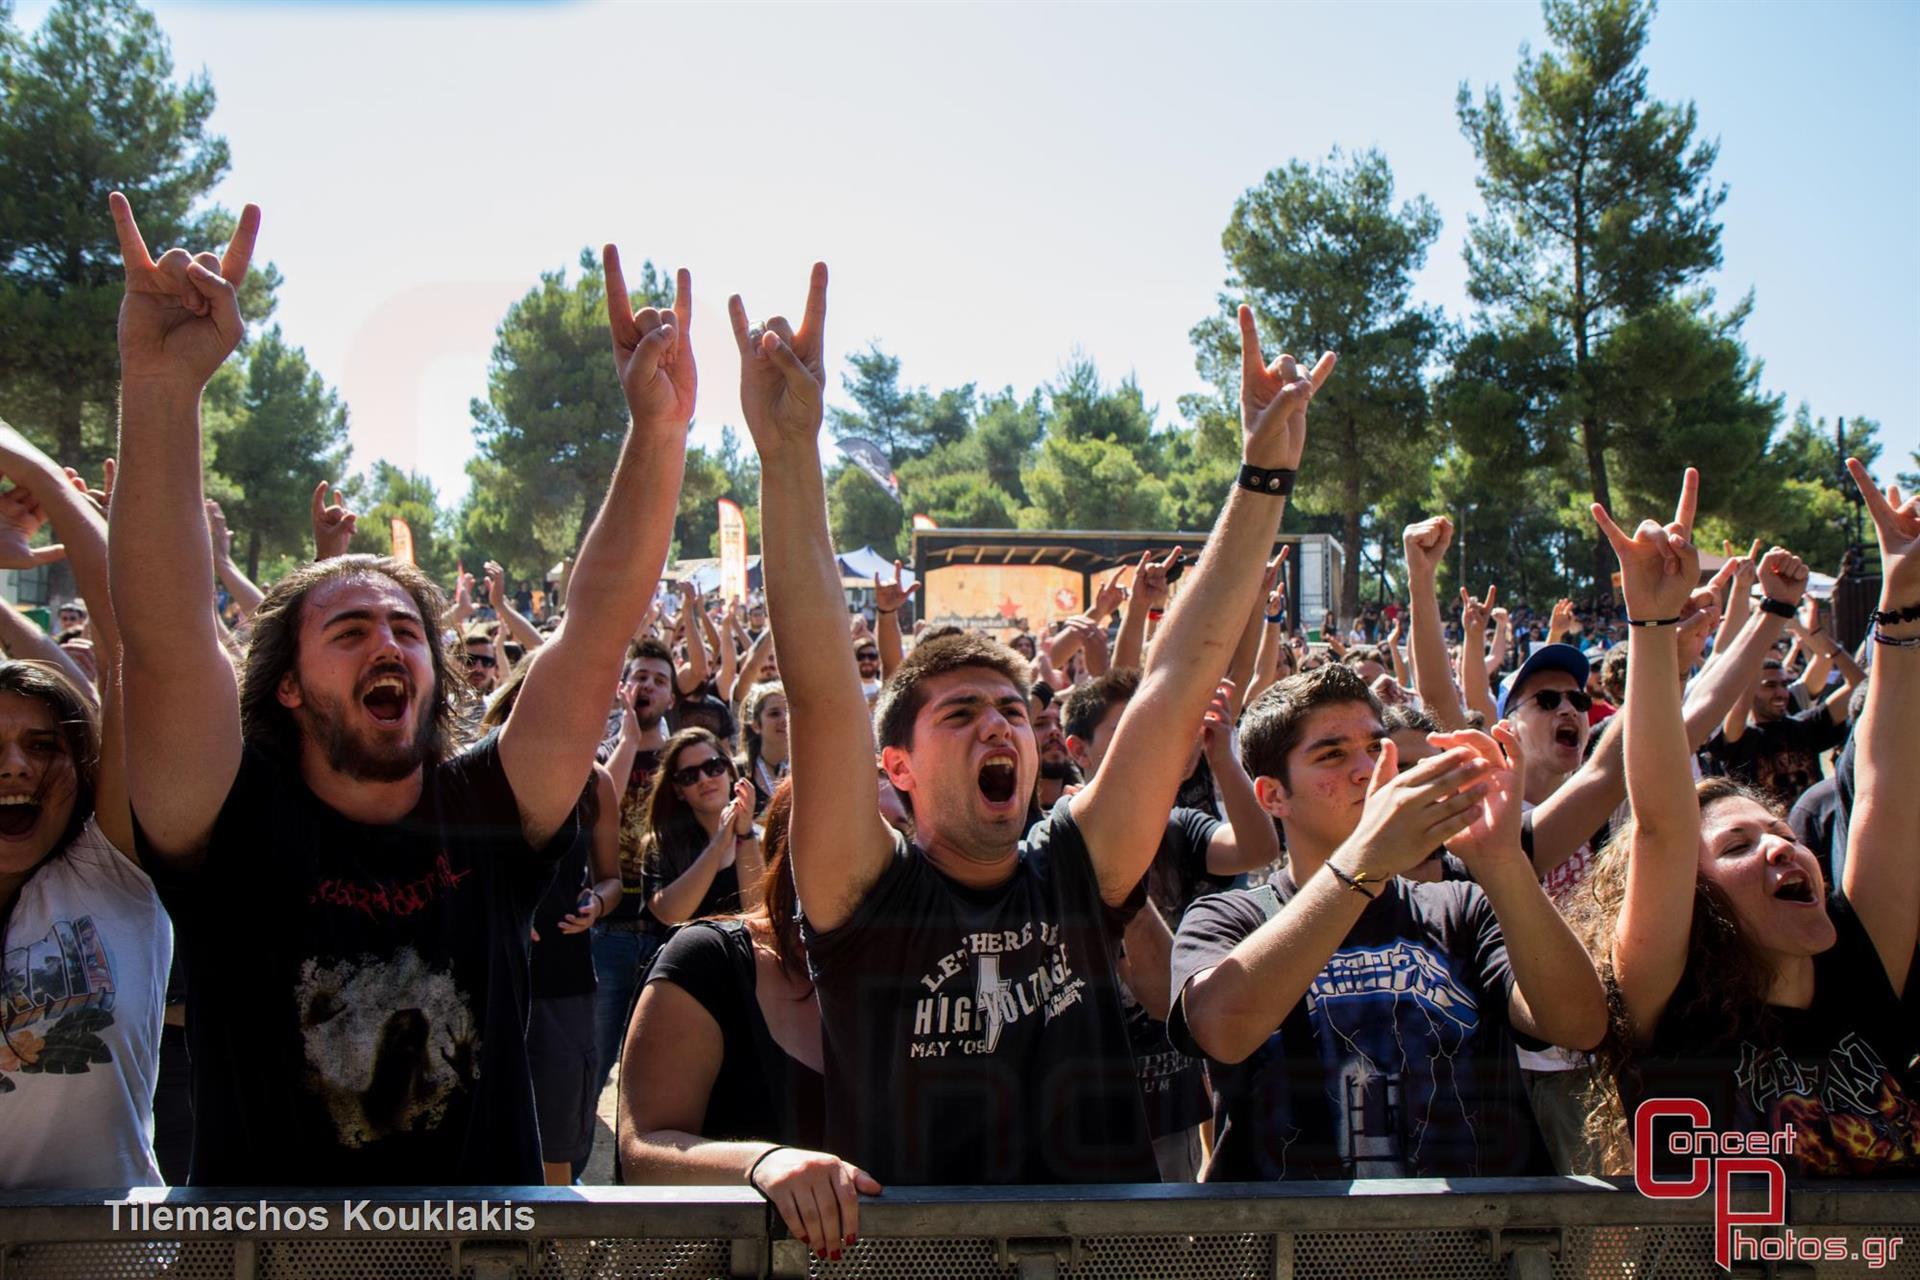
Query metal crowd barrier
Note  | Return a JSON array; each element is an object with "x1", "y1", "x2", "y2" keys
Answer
[{"x1": 1, "y1": 1179, "x2": 1915, "y2": 1279}]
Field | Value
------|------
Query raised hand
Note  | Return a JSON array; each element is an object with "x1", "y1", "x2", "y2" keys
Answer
[
  {"x1": 1592, "y1": 467, "x2": 1701, "y2": 623},
  {"x1": 1428, "y1": 724, "x2": 1527, "y2": 867},
  {"x1": 110, "y1": 192, "x2": 260, "y2": 390},
  {"x1": 604, "y1": 248, "x2": 696, "y2": 432},
  {"x1": 731, "y1": 263, "x2": 828, "y2": 454},
  {"x1": 1335, "y1": 740, "x2": 1495, "y2": 881},
  {"x1": 205, "y1": 499, "x2": 233, "y2": 561},
  {"x1": 1134, "y1": 545, "x2": 1182, "y2": 611},
  {"x1": 1402, "y1": 516, "x2": 1454, "y2": 580},
  {"x1": 874, "y1": 559, "x2": 919, "y2": 614},
  {"x1": 1847, "y1": 459, "x2": 1920, "y2": 604},
  {"x1": 1755, "y1": 546, "x2": 1810, "y2": 608},
  {"x1": 1549, "y1": 597, "x2": 1576, "y2": 636},
  {"x1": 311, "y1": 480, "x2": 357, "y2": 560},
  {"x1": 484, "y1": 560, "x2": 510, "y2": 610},
  {"x1": 1200, "y1": 678, "x2": 1238, "y2": 761},
  {"x1": 1258, "y1": 547, "x2": 1290, "y2": 603},
  {"x1": 1091, "y1": 568, "x2": 1129, "y2": 620},
  {"x1": 1460, "y1": 584, "x2": 1495, "y2": 638},
  {"x1": 0, "y1": 485, "x2": 66, "y2": 569},
  {"x1": 1236, "y1": 306, "x2": 1336, "y2": 469}
]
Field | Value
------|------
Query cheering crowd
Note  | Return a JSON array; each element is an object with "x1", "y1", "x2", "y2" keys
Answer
[{"x1": 0, "y1": 197, "x2": 1915, "y2": 1258}]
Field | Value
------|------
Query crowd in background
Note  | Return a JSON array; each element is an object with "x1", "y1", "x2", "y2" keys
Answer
[{"x1": 0, "y1": 197, "x2": 1914, "y2": 1262}]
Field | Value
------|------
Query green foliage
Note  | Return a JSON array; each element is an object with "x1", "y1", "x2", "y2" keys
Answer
[
  {"x1": 829, "y1": 341, "x2": 975, "y2": 462},
  {"x1": 1190, "y1": 147, "x2": 1444, "y2": 615},
  {"x1": 1457, "y1": 0, "x2": 1746, "y2": 586},
  {"x1": 346, "y1": 461, "x2": 454, "y2": 582},
  {"x1": 1750, "y1": 404, "x2": 1883, "y2": 574},
  {"x1": 1899, "y1": 451, "x2": 1919, "y2": 494},
  {"x1": 828, "y1": 463, "x2": 903, "y2": 557},
  {"x1": 210, "y1": 327, "x2": 350, "y2": 579},
  {"x1": 461, "y1": 247, "x2": 669, "y2": 575},
  {"x1": 0, "y1": 0, "x2": 277, "y2": 469}
]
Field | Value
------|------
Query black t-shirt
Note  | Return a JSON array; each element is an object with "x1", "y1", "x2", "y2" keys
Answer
[
  {"x1": 142, "y1": 733, "x2": 575, "y2": 1186},
  {"x1": 1626, "y1": 891, "x2": 1920, "y2": 1180},
  {"x1": 1788, "y1": 778, "x2": 1844, "y2": 888},
  {"x1": 645, "y1": 919, "x2": 824, "y2": 1148},
  {"x1": 643, "y1": 827, "x2": 741, "y2": 932},
  {"x1": 801, "y1": 810, "x2": 1157, "y2": 1185},
  {"x1": 530, "y1": 819, "x2": 596, "y2": 999},
  {"x1": 1167, "y1": 872, "x2": 1549, "y2": 1181},
  {"x1": 1705, "y1": 706, "x2": 1846, "y2": 807},
  {"x1": 1126, "y1": 807, "x2": 1227, "y2": 1142}
]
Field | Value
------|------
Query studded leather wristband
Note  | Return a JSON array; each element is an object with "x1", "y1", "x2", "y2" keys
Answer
[{"x1": 1238, "y1": 463, "x2": 1297, "y2": 496}]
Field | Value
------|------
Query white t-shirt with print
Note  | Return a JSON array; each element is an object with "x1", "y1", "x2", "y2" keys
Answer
[{"x1": 0, "y1": 821, "x2": 169, "y2": 1188}]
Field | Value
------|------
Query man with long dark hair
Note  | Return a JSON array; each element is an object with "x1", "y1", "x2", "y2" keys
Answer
[{"x1": 106, "y1": 195, "x2": 691, "y2": 1185}]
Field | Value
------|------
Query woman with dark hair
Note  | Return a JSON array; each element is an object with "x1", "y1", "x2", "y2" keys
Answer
[
  {"x1": 1569, "y1": 464, "x2": 1920, "y2": 1176},
  {"x1": 620, "y1": 779, "x2": 882, "y2": 1259},
  {"x1": 0, "y1": 424, "x2": 166, "y2": 1188},
  {"x1": 635, "y1": 728, "x2": 763, "y2": 926},
  {"x1": 738, "y1": 681, "x2": 788, "y2": 815}
]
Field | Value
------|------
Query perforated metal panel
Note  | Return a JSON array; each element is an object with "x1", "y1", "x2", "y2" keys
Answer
[
  {"x1": 805, "y1": 1237, "x2": 1013, "y2": 1279},
  {"x1": 257, "y1": 1238, "x2": 456, "y2": 1279},
  {"x1": 1292, "y1": 1228, "x2": 1500, "y2": 1280},
  {"x1": 1073, "y1": 1233, "x2": 1274, "y2": 1279},
  {"x1": 1552, "y1": 1225, "x2": 1716, "y2": 1279},
  {"x1": 538, "y1": 1237, "x2": 735, "y2": 1279},
  {"x1": 5, "y1": 1239, "x2": 238, "y2": 1280}
]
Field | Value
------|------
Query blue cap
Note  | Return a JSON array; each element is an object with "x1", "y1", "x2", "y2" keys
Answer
[{"x1": 1496, "y1": 643, "x2": 1592, "y2": 719}]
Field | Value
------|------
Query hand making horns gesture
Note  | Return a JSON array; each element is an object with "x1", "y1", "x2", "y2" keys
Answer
[
  {"x1": 109, "y1": 192, "x2": 260, "y2": 390},
  {"x1": 1593, "y1": 467, "x2": 1701, "y2": 624},
  {"x1": 604, "y1": 247, "x2": 696, "y2": 432},
  {"x1": 1237, "y1": 305, "x2": 1336, "y2": 470},
  {"x1": 731, "y1": 264, "x2": 829, "y2": 453}
]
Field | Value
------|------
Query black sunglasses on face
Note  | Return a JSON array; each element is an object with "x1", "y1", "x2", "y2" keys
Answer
[
  {"x1": 464, "y1": 653, "x2": 497, "y2": 668},
  {"x1": 1525, "y1": 689, "x2": 1591, "y2": 714},
  {"x1": 856, "y1": 651, "x2": 879, "y2": 662},
  {"x1": 671, "y1": 756, "x2": 732, "y2": 788}
]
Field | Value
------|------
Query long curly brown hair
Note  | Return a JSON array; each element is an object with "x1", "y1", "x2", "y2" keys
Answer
[{"x1": 1561, "y1": 776, "x2": 1787, "y2": 1172}]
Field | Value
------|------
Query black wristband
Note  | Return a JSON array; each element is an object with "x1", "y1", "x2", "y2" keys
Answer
[
  {"x1": 1869, "y1": 600, "x2": 1920, "y2": 626},
  {"x1": 1238, "y1": 463, "x2": 1297, "y2": 496},
  {"x1": 1759, "y1": 596, "x2": 1797, "y2": 619},
  {"x1": 745, "y1": 1144, "x2": 791, "y2": 1192},
  {"x1": 1625, "y1": 616, "x2": 1680, "y2": 628},
  {"x1": 1326, "y1": 861, "x2": 1378, "y2": 900}
]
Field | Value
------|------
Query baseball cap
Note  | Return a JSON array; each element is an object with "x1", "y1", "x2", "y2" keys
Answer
[{"x1": 1497, "y1": 643, "x2": 1591, "y2": 719}]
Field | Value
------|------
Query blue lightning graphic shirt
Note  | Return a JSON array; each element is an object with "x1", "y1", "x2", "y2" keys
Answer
[{"x1": 1168, "y1": 872, "x2": 1550, "y2": 1180}]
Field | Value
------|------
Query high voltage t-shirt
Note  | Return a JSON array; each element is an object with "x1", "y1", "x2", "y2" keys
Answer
[
  {"x1": 801, "y1": 809, "x2": 1157, "y2": 1185},
  {"x1": 142, "y1": 733, "x2": 574, "y2": 1186},
  {"x1": 1168, "y1": 871, "x2": 1549, "y2": 1181}
]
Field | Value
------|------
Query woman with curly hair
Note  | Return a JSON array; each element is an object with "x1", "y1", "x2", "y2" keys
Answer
[{"x1": 1568, "y1": 464, "x2": 1920, "y2": 1177}]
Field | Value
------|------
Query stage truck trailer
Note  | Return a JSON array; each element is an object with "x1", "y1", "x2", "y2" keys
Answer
[{"x1": 910, "y1": 528, "x2": 1343, "y2": 640}]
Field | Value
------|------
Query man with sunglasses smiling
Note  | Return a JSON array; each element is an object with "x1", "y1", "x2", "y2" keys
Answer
[
  {"x1": 462, "y1": 627, "x2": 502, "y2": 696},
  {"x1": 854, "y1": 639, "x2": 882, "y2": 699}
]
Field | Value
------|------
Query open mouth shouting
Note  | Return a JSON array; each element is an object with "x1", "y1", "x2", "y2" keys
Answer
[
  {"x1": 1771, "y1": 866, "x2": 1819, "y2": 905},
  {"x1": 359, "y1": 670, "x2": 413, "y2": 729},
  {"x1": 0, "y1": 793, "x2": 42, "y2": 840},
  {"x1": 977, "y1": 751, "x2": 1020, "y2": 811}
]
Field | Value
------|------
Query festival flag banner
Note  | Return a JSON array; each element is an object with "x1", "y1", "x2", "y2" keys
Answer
[
  {"x1": 389, "y1": 516, "x2": 415, "y2": 565},
  {"x1": 718, "y1": 499, "x2": 748, "y2": 603},
  {"x1": 835, "y1": 437, "x2": 901, "y2": 502}
]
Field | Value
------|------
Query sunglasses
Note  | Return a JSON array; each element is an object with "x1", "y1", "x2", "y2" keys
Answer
[
  {"x1": 1523, "y1": 689, "x2": 1591, "y2": 714},
  {"x1": 856, "y1": 650, "x2": 879, "y2": 662},
  {"x1": 463, "y1": 653, "x2": 497, "y2": 669},
  {"x1": 671, "y1": 756, "x2": 732, "y2": 788}
]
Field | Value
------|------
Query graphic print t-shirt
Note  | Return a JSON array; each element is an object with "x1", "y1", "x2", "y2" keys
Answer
[
  {"x1": 142, "y1": 733, "x2": 574, "y2": 1186},
  {"x1": 802, "y1": 809, "x2": 1157, "y2": 1185},
  {"x1": 1168, "y1": 872, "x2": 1549, "y2": 1180},
  {"x1": 0, "y1": 822, "x2": 169, "y2": 1189},
  {"x1": 1705, "y1": 707, "x2": 1847, "y2": 807},
  {"x1": 1628, "y1": 891, "x2": 1920, "y2": 1179}
]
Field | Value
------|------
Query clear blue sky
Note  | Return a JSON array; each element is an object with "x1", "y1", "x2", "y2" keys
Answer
[{"x1": 22, "y1": 0, "x2": 1920, "y2": 505}]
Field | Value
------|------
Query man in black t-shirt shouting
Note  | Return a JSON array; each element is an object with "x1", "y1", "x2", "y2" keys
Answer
[
  {"x1": 1706, "y1": 641, "x2": 1862, "y2": 806},
  {"x1": 107, "y1": 199, "x2": 692, "y2": 1186},
  {"x1": 1167, "y1": 665, "x2": 1607, "y2": 1181},
  {"x1": 741, "y1": 270, "x2": 1335, "y2": 1184}
]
